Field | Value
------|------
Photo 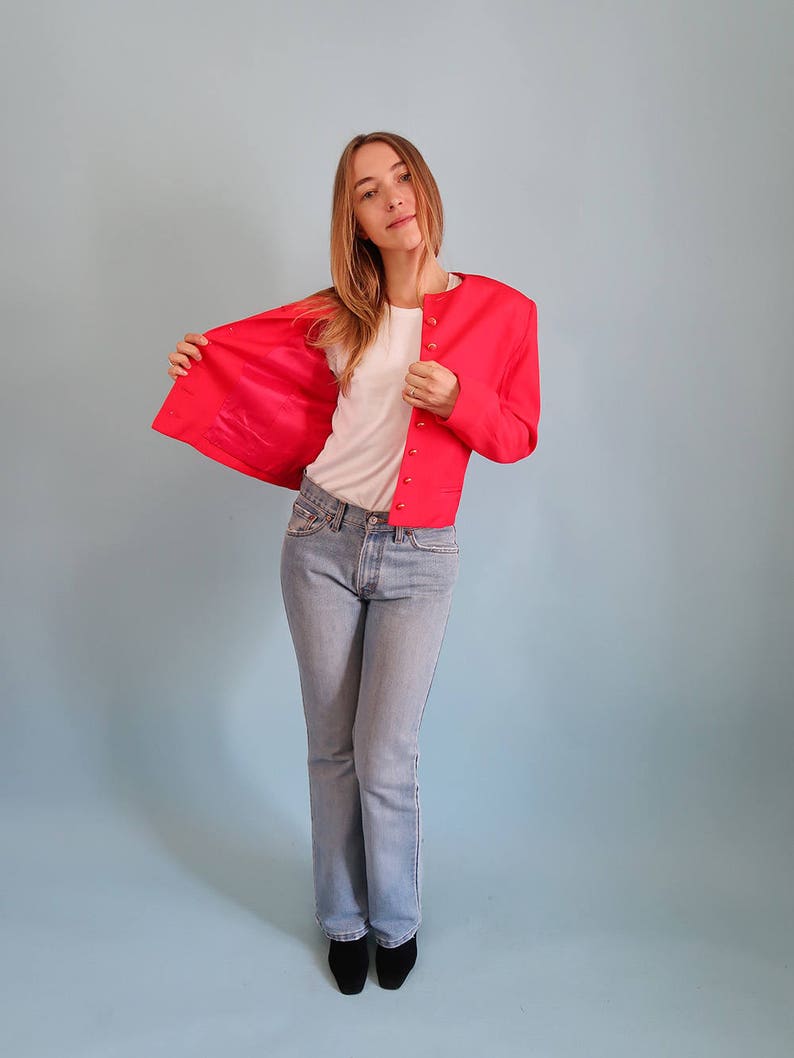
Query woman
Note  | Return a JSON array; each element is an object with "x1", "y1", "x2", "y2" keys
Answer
[{"x1": 154, "y1": 131, "x2": 540, "y2": 994}]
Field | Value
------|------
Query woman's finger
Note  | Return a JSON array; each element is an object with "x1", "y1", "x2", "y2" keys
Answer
[
  {"x1": 167, "y1": 352, "x2": 190, "y2": 376},
  {"x1": 176, "y1": 340, "x2": 204, "y2": 361},
  {"x1": 167, "y1": 333, "x2": 207, "y2": 378}
]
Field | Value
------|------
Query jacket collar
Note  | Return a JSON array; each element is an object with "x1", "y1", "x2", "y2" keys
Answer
[{"x1": 423, "y1": 270, "x2": 467, "y2": 305}]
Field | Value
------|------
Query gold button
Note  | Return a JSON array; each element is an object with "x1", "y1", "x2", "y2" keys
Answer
[
  {"x1": 403, "y1": 477, "x2": 412, "y2": 484},
  {"x1": 396, "y1": 502, "x2": 406, "y2": 509},
  {"x1": 426, "y1": 342, "x2": 437, "y2": 351},
  {"x1": 416, "y1": 421, "x2": 425, "y2": 427},
  {"x1": 426, "y1": 316, "x2": 437, "y2": 325},
  {"x1": 408, "y1": 448, "x2": 418, "y2": 455}
]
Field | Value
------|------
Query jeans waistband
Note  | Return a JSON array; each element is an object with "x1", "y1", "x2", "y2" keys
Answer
[{"x1": 298, "y1": 471, "x2": 394, "y2": 531}]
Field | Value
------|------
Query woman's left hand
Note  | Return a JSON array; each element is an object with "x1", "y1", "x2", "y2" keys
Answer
[{"x1": 402, "y1": 360, "x2": 460, "y2": 420}]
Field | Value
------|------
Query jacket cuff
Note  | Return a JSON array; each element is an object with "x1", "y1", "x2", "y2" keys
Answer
[{"x1": 434, "y1": 371, "x2": 497, "y2": 436}]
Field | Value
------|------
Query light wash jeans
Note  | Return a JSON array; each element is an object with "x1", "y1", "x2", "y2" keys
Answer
[{"x1": 280, "y1": 471, "x2": 460, "y2": 948}]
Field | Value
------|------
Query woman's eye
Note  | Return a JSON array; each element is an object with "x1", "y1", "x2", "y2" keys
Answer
[{"x1": 361, "y1": 172, "x2": 410, "y2": 201}]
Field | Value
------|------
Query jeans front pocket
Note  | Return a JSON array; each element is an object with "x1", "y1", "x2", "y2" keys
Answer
[
  {"x1": 406, "y1": 525, "x2": 459, "y2": 554},
  {"x1": 285, "y1": 497, "x2": 330, "y2": 537}
]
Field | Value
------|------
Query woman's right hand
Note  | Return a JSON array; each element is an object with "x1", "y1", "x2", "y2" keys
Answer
[{"x1": 167, "y1": 333, "x2": 208, "y2": 379}]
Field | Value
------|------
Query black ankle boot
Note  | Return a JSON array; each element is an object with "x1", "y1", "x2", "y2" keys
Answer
[
  {"x1": 328, "y1": 935, "x2": 369, "y2": 994},
  {"x1": 375, "y1": 933, "x2": 418, "y2": 989}
]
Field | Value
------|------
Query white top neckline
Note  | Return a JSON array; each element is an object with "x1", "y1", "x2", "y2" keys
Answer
[{"x1": 387, "y1": 271, "x2": 458, "y2": 311}]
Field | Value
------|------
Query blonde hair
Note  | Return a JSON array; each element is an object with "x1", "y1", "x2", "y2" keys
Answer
[{"x1": 292, "y1": 131, "x2": 446, "y2": 398}]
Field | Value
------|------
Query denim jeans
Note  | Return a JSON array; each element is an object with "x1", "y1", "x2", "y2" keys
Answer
[{"x1": 279, "y1": 471, "x2": 460, "y2": 948}]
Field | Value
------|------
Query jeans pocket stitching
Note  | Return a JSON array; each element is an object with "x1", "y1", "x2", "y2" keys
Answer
[
  {"x1": 406, "y1": 528, "x2": 459, "y2": 554},
  {"x1": 286, "y1": 501, "x2": 328, "y2": 536}
]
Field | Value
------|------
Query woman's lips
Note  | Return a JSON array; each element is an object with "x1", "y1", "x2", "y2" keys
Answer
[{"x1": 388, "y1": 214, "x2": 415, "y2": 229}]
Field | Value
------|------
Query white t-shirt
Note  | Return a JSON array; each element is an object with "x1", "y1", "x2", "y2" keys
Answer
[{"x1": 305, "y1": 271, "x2": 462, "y2": 511}]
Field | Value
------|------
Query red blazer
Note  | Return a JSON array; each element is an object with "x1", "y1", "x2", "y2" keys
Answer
[{"x1": 150, "y1": 271, "x2": 540, "y2": 527}]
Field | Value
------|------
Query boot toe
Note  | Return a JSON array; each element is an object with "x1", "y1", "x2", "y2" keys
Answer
[
  {"x1": 328, "y1": 936, "x2": 369, "y2": 994},
  {"x1": 375, "y1": 934, "x2": 418, "y2": 989}
]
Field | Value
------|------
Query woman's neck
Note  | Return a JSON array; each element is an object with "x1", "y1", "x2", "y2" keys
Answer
[{"x1": 385, "y1": 261, "x2": 449, "y2": 308}]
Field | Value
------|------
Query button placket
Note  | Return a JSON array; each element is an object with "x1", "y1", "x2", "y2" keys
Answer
[{"x1": 391, "y1": 307, "x2": 444, "y2": 517}]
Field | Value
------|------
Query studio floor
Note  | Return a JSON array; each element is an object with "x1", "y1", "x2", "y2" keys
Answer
[{"x1": 3, "y1": 800, "x2": 792, "y2": 1058}]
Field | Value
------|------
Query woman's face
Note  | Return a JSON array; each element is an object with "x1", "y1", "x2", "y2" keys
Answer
[{"x1": 350, "y1": 141, "x2": 421, "y2": 251}]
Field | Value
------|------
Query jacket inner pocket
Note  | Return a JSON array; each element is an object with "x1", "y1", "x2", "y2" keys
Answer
[{"x1": 202, "y1": 363, "x2": 297, "y2": 468}]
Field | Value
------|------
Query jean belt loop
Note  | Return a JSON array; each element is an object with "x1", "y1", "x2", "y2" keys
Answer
[
  {"x1": 330, "y1": 499, "x2": 346, "y2": 531},
  {"x1": 395, "y1": 524, "x2": 404, "y2": 544}
]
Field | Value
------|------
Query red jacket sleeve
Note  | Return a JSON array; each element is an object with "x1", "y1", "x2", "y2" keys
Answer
[{"x1": 434, "y1": 300, "x2": 540, "y2": 462}]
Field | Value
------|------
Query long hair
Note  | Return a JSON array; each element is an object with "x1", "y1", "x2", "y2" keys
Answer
[{"x1": 293, "y1": 131, "x2": 446, "y2": 398}]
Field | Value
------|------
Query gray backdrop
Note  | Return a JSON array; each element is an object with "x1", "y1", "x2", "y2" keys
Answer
[{"x1": 2, "y1": 1, "x2": 792, "y2": 1055}]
